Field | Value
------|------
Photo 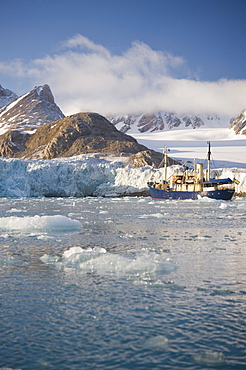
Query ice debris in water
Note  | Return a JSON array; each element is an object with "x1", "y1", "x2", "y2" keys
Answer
[
  {"x1": 219, "y1": 202, "x2": 228, "y2": 209},
  {"x1": 0, "y1": 215, "x2": 82, "y2": 230},
  {"x1": 139, "y1": 213, "x2": 164, "y2": 219},
  {"x1": 63, "y1": 246, "x2": 106, "y2": 259},
  {"x1": 40, "y1": 246, "x2": 177, "y2": 277},
  {"x1": 219, "y1": 202, "x2": 236, "y2": 209},
  {"x1": 193, "y1": 351, "x2": 226, "y2": 365},
  {"x1": 143, "y1": 335, "x2": 170, "y2": 349}
]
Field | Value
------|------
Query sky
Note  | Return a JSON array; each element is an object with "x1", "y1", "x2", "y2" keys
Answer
[{"x1": 1, "y1": 0, "x2": 246, "y2": 117}]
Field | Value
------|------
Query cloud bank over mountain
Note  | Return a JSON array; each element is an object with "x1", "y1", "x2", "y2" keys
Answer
[{"x1": 1, "y1": 34, "x2": 245, "y2": 117}]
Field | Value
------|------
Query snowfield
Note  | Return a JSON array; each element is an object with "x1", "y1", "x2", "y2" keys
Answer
[{"x1": 131, "y1": 127, "x2": 246, "y2": 169}]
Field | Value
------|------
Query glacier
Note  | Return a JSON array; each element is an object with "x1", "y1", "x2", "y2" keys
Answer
[{"x1": 0, "y1": 155, "x2": 245, "y2": 197}]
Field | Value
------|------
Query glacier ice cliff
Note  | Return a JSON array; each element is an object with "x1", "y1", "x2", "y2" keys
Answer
[{"x1": 0, "y1": 155, "x2": 245, "y2": 198}]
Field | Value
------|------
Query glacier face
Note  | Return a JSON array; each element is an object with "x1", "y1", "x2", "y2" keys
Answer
[
  {"x1": 0, "y1": 155, "x2": 156, "y2": 198},
  {"x1": 0, "y1": 155, "x2": 245, "y2": 198}
]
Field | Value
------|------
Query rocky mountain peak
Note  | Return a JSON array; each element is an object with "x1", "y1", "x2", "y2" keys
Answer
[
  {"x1": 30, "y1": 84, "x2": 55, "y2": 104},
  {"x1": 0, "y1": 84, "x2": 65, "y2": 134},
  {"x1": 230, "y1": 109, "x2": 246, "y2": 135},
  {"x1": 0, "y1": 84, "x2": 18, "y2": 108}
]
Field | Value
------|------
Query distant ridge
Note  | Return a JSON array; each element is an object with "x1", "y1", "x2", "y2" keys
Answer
[{"x1": 109, "y1": 112, "x2": 233, "y2": 134}]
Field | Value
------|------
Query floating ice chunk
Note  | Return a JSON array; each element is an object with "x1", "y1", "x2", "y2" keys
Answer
[
  {"x1": 219, "y1": 202, "x2": 236, "y2": 209},
  {"x1": 40, "y1": 254, "x2": 59, "y2": 264},
  {"x1": 193, "y1": 351, "x2": 226, "y2": 365},
  {"x1": 139, "y1": 213, "x2": 164, "y2": 219},
  {"x1": 63, "y1": 246, "x2": 106, "y2": 260},
  {"x1": 0, "y1": 233, "x2": 10, "y2": 238},
  {"x1": 63, "y1": 246, "x2": 85, "y2": 259},
  {"x1": 41, "y1": 247, "x2": 177, "y2": 278},
  {"x1": 143, "y1": 335, "x2": 170, "y2": 349},
  {"x1": 0, "y1": 215, "x2": 82, "y2": 230},
  {"x1": 37, "y1": 234, "x2": 55, "y2": 240},
  {"x1": 219, "y1": 202, "x2": 228, "y2": 209},
  {"x1": 60, "y1": 248, "x2": 176, "y2": 275},
  {"x1": 196, "y1": 236, "x2": 207, "y2": 240},
  {"x1": 6, "y1": 208, "x2": 24, "y2": 213}
]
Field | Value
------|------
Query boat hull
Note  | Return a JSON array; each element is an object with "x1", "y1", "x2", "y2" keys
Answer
[{"x1": 149, "y1": 187, "x2": 234, "y2": 201}]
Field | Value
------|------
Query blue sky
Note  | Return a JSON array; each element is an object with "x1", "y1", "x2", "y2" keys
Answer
[{"x1": 1, "y1": 0, "x2": 246, "y2": 116}]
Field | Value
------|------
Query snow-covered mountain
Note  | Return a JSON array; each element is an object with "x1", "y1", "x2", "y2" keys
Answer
[
  {"x1": 0, "y1": 84, "x2": 65, "y2": 135},
  {"x1": 109, "y1": 112, "x2": 233, "y2": 134},
  {"x1": 230, "y1": 109, "x2": 246, "y2": 135},
  {"x1": 0, "y1": 85, "x2": 18, "y2": 108}
]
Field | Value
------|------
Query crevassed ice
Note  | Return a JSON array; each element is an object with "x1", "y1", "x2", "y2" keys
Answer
[{"x1": 0, "y1": 156, "x2": 245, "y2": 198}]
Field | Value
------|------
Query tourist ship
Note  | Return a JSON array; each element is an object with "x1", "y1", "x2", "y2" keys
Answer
[{"x1": 147, "y1": 142, "x2": 235, "y2": 201}]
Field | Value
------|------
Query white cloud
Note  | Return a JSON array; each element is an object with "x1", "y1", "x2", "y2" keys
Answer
[
  {"x1": 60, "y1": 34, "x2": 110, "y2": 57},
  {"x1": 1, "y1": 34, "x2": 246, "y2": 117},
  {"x1": 0, "y1": 59, "x2": 27, "y2": 77}
]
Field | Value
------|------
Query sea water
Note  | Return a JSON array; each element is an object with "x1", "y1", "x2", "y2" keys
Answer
[{"x1": 0, "y1": 196, "x2": 245, "y2": 369}]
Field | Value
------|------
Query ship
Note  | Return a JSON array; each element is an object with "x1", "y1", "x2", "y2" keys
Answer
[{"x1": 147, "y1": 142, "x2": 235, "y2": 201}]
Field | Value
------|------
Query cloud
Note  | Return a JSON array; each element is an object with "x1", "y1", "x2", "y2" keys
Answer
[
  {"x1": 0, "y1": 59, "x2": 27, "y2": 77},
  {"x1": 1, "y1": 34, "x2": 246, "y2": 117}
]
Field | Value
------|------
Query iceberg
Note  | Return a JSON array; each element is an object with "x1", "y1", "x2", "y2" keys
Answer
[
  {"x1": 0, "y1": 215, "x2": 82, "y2": 230},
  {"x1": 0, "y1": 155, "x2": 245, "y2": 198}
]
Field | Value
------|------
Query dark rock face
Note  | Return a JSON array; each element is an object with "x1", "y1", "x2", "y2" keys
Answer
[
  {"x1": 230, "y1": 110, "x2": 246, "y2": 135},
  {"x1": 126, "y1": 150, "x2": 178, "y2": 168},
  {"x1": 0, "y1": 130, "x2": 29, "y2": 157},
  {"x1": 0, "y1": 85, "x2": 18, "y2": 108},
  {"x1": 0, "y1": 84, "x2": 65, "y2": 133}
]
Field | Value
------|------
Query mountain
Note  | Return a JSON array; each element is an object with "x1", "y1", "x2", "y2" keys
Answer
[
  {"x1": 230, "y1": 109, "x2": 246, "y2": 135},
  {"x1": 0, "y1": 112, "x2": 177, "y2": 167},
  {"x1": 19, "y1": 112, "x2": 147, "y2": 159},
  {"x1": 109, "y1": 112, "x2": 232, "y2": 134},
  {"x1": 0, "y1": 84, "x2": 176, "y2": 167},
  {"x1": 0, "y1": 85, "x2": 18, "y2": 108},
  {"x1": 0, "y1": 84, "x2": 65, "y2": 135}
]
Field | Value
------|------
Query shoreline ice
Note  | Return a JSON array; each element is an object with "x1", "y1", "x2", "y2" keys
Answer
[{"x1": 0, "y1": 154, "x2": 245, "y2": 197}]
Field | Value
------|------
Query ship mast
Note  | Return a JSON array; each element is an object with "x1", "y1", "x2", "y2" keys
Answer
[
  {"x1": 163, "y1": 146, "x2": 168, "y2": 182},
  {"x1": 207, "y1": 141, "x2": 211, "y2": 180}
]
